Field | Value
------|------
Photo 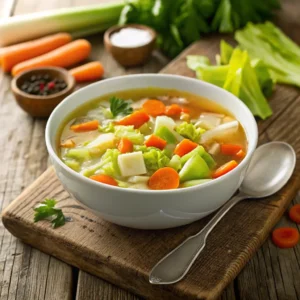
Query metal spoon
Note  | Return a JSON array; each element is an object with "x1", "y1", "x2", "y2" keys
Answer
[{"x1": 149, "y1": 142, "x2": 296, "y2": 285}]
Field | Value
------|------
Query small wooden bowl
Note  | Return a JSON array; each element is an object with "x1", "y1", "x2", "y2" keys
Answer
[
  {"x1": 104, "y1": 24, "x2": 157, "y2": 67},
  {"x1": 11, "y1": 67, "x2": 75, "y2": 118}
]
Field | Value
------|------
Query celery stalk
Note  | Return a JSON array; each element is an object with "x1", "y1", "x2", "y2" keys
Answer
[{"x1": 0, "y1": 1, "x2": 124, "y2": 46}]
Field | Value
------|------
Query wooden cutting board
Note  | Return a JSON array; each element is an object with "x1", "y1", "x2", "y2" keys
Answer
[{"x1": 2, "y1": 37, "x2": 300, "y2": 300}]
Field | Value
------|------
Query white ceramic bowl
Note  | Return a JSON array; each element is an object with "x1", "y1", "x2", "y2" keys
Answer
[{"x1": 46, "y1": 74, "x2": 258, "y2": 229}]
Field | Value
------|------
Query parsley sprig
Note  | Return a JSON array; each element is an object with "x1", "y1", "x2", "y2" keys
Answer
[
  {"x1": 109, "y1": 96, "x2": 133, "y2": 117},
  {"x1": 34, "y1": 199, "x2": 65, "y2": 228}
]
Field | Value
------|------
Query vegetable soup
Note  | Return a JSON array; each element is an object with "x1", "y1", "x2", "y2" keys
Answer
[{"x1": 58, "y1": 88, "x2": 247, "y2": 190}]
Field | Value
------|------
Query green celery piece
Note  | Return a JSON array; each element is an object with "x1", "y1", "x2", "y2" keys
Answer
[
  {"x1": 179, "y1": 154, "x2": 211, "y2": 182},
  {"x1": 66, "y1": 148, "x2": 91, "y2": 161},
  {"x1": 81, "y1": 160, "x2": 106, "y2": 177},
  {"x1": 155, "y1": 126, "x2": 177, "y2": 144},
  {"x1": 224, "y1": 49, "x2": 272, "y2": 119},
  {"x1": 235, "y1": 22, "x2": 300, "y2": 87},
  {"x1": 168, "y1": 155, "x2": 182, "y2": 171},
  {"x1": 196, "y1": 65, "x2": 229, "y2": 88},
  {"x1": 186, "y1": 55, "x2": 211, "y2": 71},
  {"x1": 181, "y1": 179, "x2": 212, "y2": 188},
  {"x1": 64, "y1": 159, "x2": 81, "y2": 172},
  {"x1": 251, "y1": 58, "x2": 274, "y2": 97},
  {"x1": 180, "y1": 145, "x2": 215, "y2": 169},
  {"x1": 220, "y1": 40, "x2": 234, "y2": 64},
  {"x1": 181, "y1": 146, "x2": 206, "y2": 165}
]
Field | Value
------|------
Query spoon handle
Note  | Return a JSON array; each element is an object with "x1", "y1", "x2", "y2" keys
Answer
[{"x1": 149, "y1": 192, "x2": 246, "y2": 285}]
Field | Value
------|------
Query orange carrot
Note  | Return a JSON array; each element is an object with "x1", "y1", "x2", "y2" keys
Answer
[
  {"x1": 289, "y1": 204, "x2": 300, "y2": 223},
  {"x1": 142, "y1": 99, "x2": 166, "y2": 117},
  {"x1": 70, "y1": 120, "x2": 99, "y2": 132},
  {"x1": 221, "y1": 144, "x2": 243, "y2": 155},
  {"x1": 1, "y1": 33, "x2": 72, "y2": 72},
  {"x1": 145, "y1": 135, "x2": 167, "y2": 150},
  {"x1": 118, "y1": 137, "x2": 133, "y2": 153},
  {"x1": 235, "y1": 149, "x2": 246, "y2": 159},
  {"x1": 90, "y1": 174, "x2": 118, "y2": 186},
  {"x1": 60, "y1": 139, "x2": 75, "y2": 148},
  {"x1": 174, "y1": 139, "x2": 198, "y2": 157},
  {"x1": 165, "y1": 104, "x2": 182, "y2": 116},
  {"x1": 12, "y1": 39, "x2": 91, "y2": 76},
  {"x1": 117, "y1": 111, "x2": 150, "y2": 129},
  {"x1": 148, "y1": 167, "x2": 180, "y2": 190},
  {"x1": 70, "y1": 61, "x2": 104, "y2": 82},
  {"x1": 272, "y1": 227, "x2": 299, "y2": 248},
  {"x1": 212, "y1": 160, "x2": 238, "y2": 178},
  {"x1": 181, "y1": 107, "x2": 190, "y2": 113}
]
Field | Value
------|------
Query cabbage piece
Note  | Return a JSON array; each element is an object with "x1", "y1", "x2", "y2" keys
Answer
[
  {"x1": 175, "y1": 122, "x2": 204, "y2": 143},
  {"x1": 98, "y1": 124, "x2": 144, "y2": 144},
  {"x1": 143, "y1": 148, "x2": 170, "y2": 172},
  {"x1": 168, "y1": 155, "x2": 182, "y2": 171},
  {"x1": 64, "y1": 159, "x2": 81, "y2": 172},
  {"x1": 81, "y1": 149, "x2": 120, "y2": 177},
  {"x1": 114, "y1": 126, "x2": 144, "y2": 144},
  {"x1": 66, "y1": 148, "x2": 91, "y2": 161}
]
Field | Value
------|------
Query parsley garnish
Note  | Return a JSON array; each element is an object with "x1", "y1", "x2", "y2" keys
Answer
[
  {"x1": 34, "y1": 199, "x2": 65, "y2": 228},
  {"x1": 109, "y1": 96, "x2": 133, "y2": 117}
]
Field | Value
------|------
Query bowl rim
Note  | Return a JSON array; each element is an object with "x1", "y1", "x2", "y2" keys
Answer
[
  {"x1": 45, "y1": 74, "x2": 258, "y2": 195},
  {"x1": 11, "y1": 66, "x2": 76, "y2": 101},
  {"x1": 104, "y1": 23, "x2": 157, "y2": 50}
]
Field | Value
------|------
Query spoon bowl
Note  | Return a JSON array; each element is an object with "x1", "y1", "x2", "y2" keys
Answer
[{"x1": 240, "y1": 142, "x2": 296, "y2": 197}]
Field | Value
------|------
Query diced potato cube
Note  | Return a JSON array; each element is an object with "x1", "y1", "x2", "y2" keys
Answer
[
  {"x1": 118, "y1": 151, "x2": 147, "y2": 177},
  {"x1": 154, "y1": 116, "x2": 176, "y2": 132},
  {"x1": 86, "y1": 133, "x2": 115, "y2": 150}
]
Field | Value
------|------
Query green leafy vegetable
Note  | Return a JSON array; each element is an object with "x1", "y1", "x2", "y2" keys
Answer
[
  {"x1": 98, "y1": 121, "x2": 115, "y2": 133},
  {"x1": 186, "y1": 55, "x2": 211, "y2": 71},
  {"x1": 142, "y1": 148, "x2": 170, "y2": 172},
  {"x1": 119, "y1": 0, "x2": 280, "y2": 58},
  {"x1": 34, "y1": 199, "x2": 66, "y2": 228},
  {"x1": 235, "y1": 22, "x2": 300, "y2": 87},
  {"x1": 109, "y1": 96, "x2": 133, "y2": 117},
  {"x1": 175, "y1": 122, "x2": 204, "y2": 142},
  {"x1": 81, "y1": 149, "x2": 121, "y2": 177}
]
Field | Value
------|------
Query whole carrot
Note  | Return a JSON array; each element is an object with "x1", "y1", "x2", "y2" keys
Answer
[
  {"x1": 70, "y1": 62, "x2": 104, "y2": 82},
  {"x1": 12, "y1": 39, "x2": 91, "y2": 76},
  {"x1": 0, "y1": 33, "x2": 72, "y2": 72}
]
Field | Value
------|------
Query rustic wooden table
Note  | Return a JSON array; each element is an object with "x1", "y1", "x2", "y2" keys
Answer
[{"x1": 0, "y1": 0, "x2": 299, "y2": 299}]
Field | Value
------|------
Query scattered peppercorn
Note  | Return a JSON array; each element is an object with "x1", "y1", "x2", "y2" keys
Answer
[{"x1": 20, "y1": 74, "x2": 68, "y2": 96}]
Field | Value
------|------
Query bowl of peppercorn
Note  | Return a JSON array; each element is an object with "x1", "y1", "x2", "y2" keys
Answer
[{"x1": 11, "y1": 67, "x2": 75, "y2": 117}]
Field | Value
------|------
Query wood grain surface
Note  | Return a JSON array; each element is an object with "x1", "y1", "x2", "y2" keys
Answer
[{"x1": 1, "y1": 0, "x2": 300, "y2": 300}]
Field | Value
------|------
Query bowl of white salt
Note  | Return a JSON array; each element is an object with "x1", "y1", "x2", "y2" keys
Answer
[{"x1": 104, "y1": 24, "x2": 157, "y2": 67}]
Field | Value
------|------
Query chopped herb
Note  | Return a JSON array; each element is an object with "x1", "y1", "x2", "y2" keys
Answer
[
  {"x1": 109, "y1": 96, "x2": 133, "y2": 117},
  {"x1": 34, "y1": 198, "x2": 65, "y2": 228}
]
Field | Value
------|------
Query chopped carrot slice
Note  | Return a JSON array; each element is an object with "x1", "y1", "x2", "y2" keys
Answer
[
  {"x1": 118, "y1": 137, "x2": 133, "y2": 153},
  {"x1": 142, "y1": 99, "x2": 166, "y2": 117},
  {"x1": 181, "y1": 107, "x2": 190, "y2": 113},
  {"x1": 145, "y1": 135, "x2": 167, "y2": 150},
  {"x1": 174, "y1": 139, "x2": 198, "y2": 157},
  {"x1": 212, "y1": 160, "x2": 238, "y2": 178},
  {"x1": 148, "y1": 167, "x2": 180, "y2": 190},
  {"x1": 221, "y1": 144, "x2": 243, "y2": 155},
  {"x1": 289, "y1": 204, "x2": 300, "y2": 223},
  {"x1": 117, "y1": 111, "x2": 150, "y2": 129},
  {"x1": 90, "y1": 174, "x2": 118, "y2": 186},
  {"x1": 70, "y1": 120, "x2": 99, "y2": 132},
  {"x1": 272, "y1": 227, "x2": 299, "y2": 248},
  {"x1": 235, "y1": 149, "x2": 246, "y2": 159},
  {"x1": 165, "y1": 104, "x2": 182, "y2": 116},
  {"x1": 60, "y1": 139, "x2": 75, "y2": 148}
]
